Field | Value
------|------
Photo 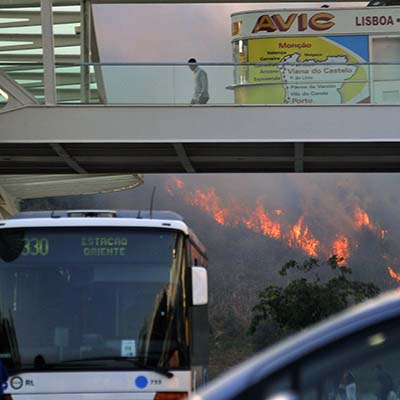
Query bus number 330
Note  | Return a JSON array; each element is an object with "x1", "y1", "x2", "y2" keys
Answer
[{"x1": 22, "y1": 238, "x2": 49, "y2": 256}]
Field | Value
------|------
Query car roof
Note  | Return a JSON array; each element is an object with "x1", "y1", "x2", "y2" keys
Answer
[{"x1": 193, "y1": 291, "x2": 400, "y2": 400}]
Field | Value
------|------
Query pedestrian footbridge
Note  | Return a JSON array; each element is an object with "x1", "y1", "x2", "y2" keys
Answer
[{"x1": 0, "y1": 0, "x2": 399, "y2": 174}]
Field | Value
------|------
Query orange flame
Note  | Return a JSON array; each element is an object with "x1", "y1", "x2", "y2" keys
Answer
[
  {"x1": 354, "y1": 206, "x2": 374, "y2": 230},
  {"x1": 388, "y1": 266, "x2": 400, "y2": 282},
  {"x1": 243, "y1": 201, "x2": 281, "y2": 240},
  {"x1": 331, "y1": 234, "x2": 350, "y2": 265},
  {"x1": 170, "y1": 180, "x2": 335, "y2": 259},
  {"x1": 287, "y1": 216, "x2": 319, "y2": 257},
  {"x1": 184, "y1": 187, "x2": 229, "y2": 226},
  {"x1": 175, "y1": 178, "x2": 184, "y2": 189},
  {"x1": 166, "y1": 177, "x2": 184, "y2": 196}
]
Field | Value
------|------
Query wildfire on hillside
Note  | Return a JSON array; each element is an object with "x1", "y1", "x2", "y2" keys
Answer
[
  {"x1": 354, "y1": 206, "x2": 374, "y2": 230},
  {"x1": 388, "y1": 266, "x2": 400, "y2": 282},
  {"x1": 331, "y1": 235, "x2": 350, "y2": 266},
  {"x1": 166, "y1": 177, "x2": 398, "y2": 284},
  {"x1": 287, "y1": 216, "x2": 319, "y2": 258},
  {"x1": 243, "y1": 200, "x2": 281, "y2": 240}
]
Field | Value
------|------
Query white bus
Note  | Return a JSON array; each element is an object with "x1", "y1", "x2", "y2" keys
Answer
[{"x1": 0, "y1": 210, "x2": 209, "y2": 400}]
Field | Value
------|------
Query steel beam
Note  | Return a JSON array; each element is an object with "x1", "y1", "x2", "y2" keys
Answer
[
  {"x1": 27, "y1": 88, "x2": 99, "y2": 102},
  {"x1": 0, "y1": 11, "x2": 79, "y2": 28},
  {"x1": 0, "y1": 34, "x2": 80, "y2": 52},
  {"x1": 8, "y1": 72, "x2": 96, "y2": 88},
  {"x1": 41, "y1": 0, "x2": 57, "y2": 105},
  {"x1": 4, "y1": 155, "x2": 400, "y2": 164},
  {"x1": 173, "y1": 143, "x2": 195, "y2": 172},
  {"x1": 90, "y1": 0, "x2": 366, "y2": 3},
  {"x1": 81, "y1": 0, "x2": 91, "y2": 103},
  {"x1": 0, "y1": 186, "x2": 17, "y2": 219},
  {"x1": 50, "y1": 143, "x2": 88, "y2": 173},
  {"x1": 1, "y1": 104, "x2": 399, "y2": 143},
  {"x1": 295, "y1": 143, "x2": 304, "y2": 172},
  {"x1": 0, "y1": 54, "x2": 80, "y2": 63},
  {"x1": 90, "y1": 3, "x2": 107, "y2": 103},
  {"x1": 0, "y1": 71, "x2": 39, "y2": 110},
  {"x1": 0, "y1": 0, "x2": 79, "y2": 7}
]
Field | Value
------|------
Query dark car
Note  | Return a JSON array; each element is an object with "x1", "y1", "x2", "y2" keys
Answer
[{"x1": 192, "y1": 291, "x2": 400, "y2": 400}]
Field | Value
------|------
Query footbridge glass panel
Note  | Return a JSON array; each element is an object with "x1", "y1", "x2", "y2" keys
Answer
[{"x1": 2, "y1": 61, "x2": 400, "y2": 106}]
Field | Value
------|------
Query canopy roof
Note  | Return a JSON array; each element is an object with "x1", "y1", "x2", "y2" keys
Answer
[{"x1": 0, "y1": 174, "x2": 143, "y2": 218}]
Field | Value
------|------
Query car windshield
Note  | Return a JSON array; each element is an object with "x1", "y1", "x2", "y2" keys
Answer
[{"x1": 0, "y1": 227, "x2": 189, "y2": 372}]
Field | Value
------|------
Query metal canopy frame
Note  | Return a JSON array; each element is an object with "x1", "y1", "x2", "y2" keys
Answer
[
  {"x1": 0, "y1": 0, "x2": 105, "y2": 105},
  {"x1": 0, "y1": 0, "x2": 143, "y2": 217},
  {"x1": 0, "y1": 0, "x2": 108, "y2": 173},
  {"x1": 0, "y1": 0, "x2": 95, "y2": 175},
  {"x1": 0, "y1": 173, "x2": 144, "y2": 218}
]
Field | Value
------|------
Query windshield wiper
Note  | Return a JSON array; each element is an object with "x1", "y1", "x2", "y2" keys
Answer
[{"x1": 60, "y1": 356, "x2": 174, "y2": 378}]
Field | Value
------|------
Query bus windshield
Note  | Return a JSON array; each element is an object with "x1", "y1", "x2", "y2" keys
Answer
[{"x1": 0, "y1": 227, "x2": 189, "y2": 372}]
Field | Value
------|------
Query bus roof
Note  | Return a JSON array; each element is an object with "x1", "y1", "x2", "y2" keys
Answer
[
  {"x1": 3, "y1": 210, "x2": 207, "y2": 258},
  {"x1": 11, "y1": 210, "x2": 184, "y2": 221}
]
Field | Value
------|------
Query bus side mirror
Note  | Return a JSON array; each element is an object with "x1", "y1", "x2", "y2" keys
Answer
[{"x1": 191, "y1": 266, "x2": 208, "y2": 306}]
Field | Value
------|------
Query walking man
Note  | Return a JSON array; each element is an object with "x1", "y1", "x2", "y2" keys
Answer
[{"x1": 188, "y1": 58, "x2": 209, "y2": 104}]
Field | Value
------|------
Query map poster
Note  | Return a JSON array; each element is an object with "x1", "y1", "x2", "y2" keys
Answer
[{"x1": 247, "y1": 36, "x2": 370, "y2": 105}]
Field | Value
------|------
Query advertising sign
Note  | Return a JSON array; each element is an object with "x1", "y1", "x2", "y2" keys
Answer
[
  {"x1": 228, "y1": 6, "x2": 400, "y2": 104},
  {"x1": 247, "y1": 35, "x2": 370, "y2": 104},
  {"x1": 231, "y1": 7, "x2": 400, "y2": 38}
]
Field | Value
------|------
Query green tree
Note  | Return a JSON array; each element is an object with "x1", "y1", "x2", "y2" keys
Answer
[{"x1": 249, "y1": 256, "x2": 380, "y2": 346}]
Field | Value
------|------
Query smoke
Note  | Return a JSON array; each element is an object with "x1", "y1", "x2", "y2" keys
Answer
[
  {"x1": 164, "y1": 174, "x2": 400, "y2": 286},
  {"x1": 23, "y1": 173, "x2": 400, "y2": 322}
]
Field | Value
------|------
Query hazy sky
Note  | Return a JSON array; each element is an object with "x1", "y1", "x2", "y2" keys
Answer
[
  {"x1": 92, "y1": 2, "x2": 366, "y2": 62},
  {"x1": 92, "y1": 2, "x2": 366, "y2": 103}
]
